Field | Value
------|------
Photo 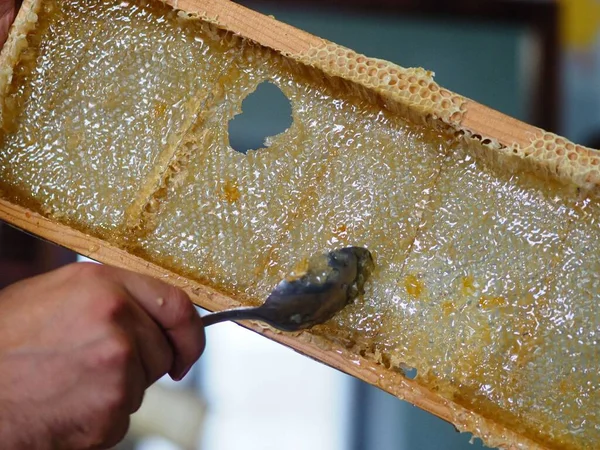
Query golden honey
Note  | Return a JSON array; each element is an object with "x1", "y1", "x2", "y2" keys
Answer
[
  {"x1": 0, "y1": 0, "x2": 598, "y2": 448},
  {"x1": 0, "y1": 0, "x2": 237, "y2": 234}
]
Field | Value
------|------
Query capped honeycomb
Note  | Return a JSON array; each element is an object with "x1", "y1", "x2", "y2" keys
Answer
[{"x1": 0, "y1": 0, "x2": 598, "y2": 448}]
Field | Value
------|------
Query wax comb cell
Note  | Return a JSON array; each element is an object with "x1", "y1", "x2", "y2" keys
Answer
[
  {"x1": 0, "y1": 0, "x2": 599, "y2": 448},
  {"x1": 137, "y1": 48, "x2": 450, "y2": 303},
  {"x1": 0, "y1": 0, "x2": 237, "y2": 235}
]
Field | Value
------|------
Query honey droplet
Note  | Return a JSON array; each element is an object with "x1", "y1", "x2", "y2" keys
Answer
[
  {"x1": 286, "y1": 257, "x2": 310, "y2": 281},
  {"x1": 335, "y1": 223, "x2": 347, "y2": 235},
  {"x1": 332, "y1": 223, "x2": 348, "y2": 241},
  {"x1": 461, "y1": 275, "x2": 476, "y2": 296},
  {"x1": 153, "y1": 101, "x2": 167, "y2": 119},
  {"x1": 221, "y1": 180, "x2": 240, "y2": 203},
  {"x1": 441, "y1": 300, "x2": 455, "y2": 317},
  {"x1": 558, "y1": 379, "x2": 572, "y2": 395},
  {"x1": 404, "y1": 274, "x2": 424, "y2": 298},
  {"x1": 478, "y1": 295, "x2": 507, "y2": 310}
]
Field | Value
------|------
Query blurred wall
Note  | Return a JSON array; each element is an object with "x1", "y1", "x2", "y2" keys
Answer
[{"x1": 561, "y1": 0, "x2": 600, "y2": 144}]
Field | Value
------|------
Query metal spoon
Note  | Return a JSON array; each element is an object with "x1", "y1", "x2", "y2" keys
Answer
[{"x1": 202, "y1": 247, "x2": 374, "y2": 332}]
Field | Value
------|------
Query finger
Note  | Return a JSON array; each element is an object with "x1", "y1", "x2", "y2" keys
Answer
[
  {"x1": 125, "y1": 344, "x2": 147, "y2": 413},
  {"x1": 94, "y1": 326, "x2": 147, "y2": 414},
  {"x1": 122, "y1": 296, "x2": 174, "y2": 386},
  {"x1": 108, "y1": 267, "x2": 206, "y2": 381}
]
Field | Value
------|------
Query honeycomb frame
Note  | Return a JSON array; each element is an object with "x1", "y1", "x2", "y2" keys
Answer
[{"x1": 1, "y1": 1, "x2": 598, "y2": 449}]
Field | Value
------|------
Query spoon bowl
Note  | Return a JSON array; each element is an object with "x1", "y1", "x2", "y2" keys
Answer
[{"x1": 202, "y1": 247, "x2": 374, "y2": 331}]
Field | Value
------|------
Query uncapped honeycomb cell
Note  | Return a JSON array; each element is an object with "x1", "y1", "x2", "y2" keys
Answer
[
  {"x1": 0, "y1": 0, "x2": 599, "y2": 448},
  {"x1": 0, "y1": 0, "x2": 236, "y2": 234},
  {"x1": 358, "y1": 148, "x2": 597, "y2": 449},
  {"x1": 285, "y1": 113, "x2": 451, "y2": 344},
  {"x1": 529, "y1": 200, "x2": 600, "y2": 448},
  {"x1": 137, "y1": 49, "x2": 449, "y2": 301},
  {"x1": 514, "y1": 133, "x2": 600, "y2": 192}
]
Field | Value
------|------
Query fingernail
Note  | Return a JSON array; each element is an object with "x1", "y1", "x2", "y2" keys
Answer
[{"x1": 172, "y1": 363, "x2": 193, "y2": 381}]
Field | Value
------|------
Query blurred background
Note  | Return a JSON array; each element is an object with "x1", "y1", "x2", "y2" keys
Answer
[{"x1": 2, "y1": 0, "x2": 600, "y2": 449}]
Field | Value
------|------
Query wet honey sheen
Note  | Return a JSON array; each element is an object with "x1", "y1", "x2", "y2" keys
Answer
[{"x1": 0, "y1": 0, "x2": 598, "y2": 448}]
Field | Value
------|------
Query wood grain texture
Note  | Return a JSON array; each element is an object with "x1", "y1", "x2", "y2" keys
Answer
[
  {"x1": 171, "y1": 0, "x2": 323, "y2": 54},
  {"x1": 462, "y1": 100, "x2": 541, "y2": 149}
]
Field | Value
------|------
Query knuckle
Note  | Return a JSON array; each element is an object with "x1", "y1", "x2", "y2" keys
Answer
[
  {"x1": 97, "y1": 292, "x2": 129, "y2": 320},
  {"x1": 63, "y1": 264, "x2": 131, "y2": 321},
  {"x1": 95, "y1": 329, "x2": 134, "y2": 369}
]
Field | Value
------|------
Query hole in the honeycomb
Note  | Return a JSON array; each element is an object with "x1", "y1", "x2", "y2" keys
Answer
[
  {"x1": 227, "y1": 81, "x2": 292, "y2": 155},
  {"x1": 402, "y1": 365, "x2": 418, "y2": 379},
  {"x1": 381, "y1": 353, "x2": 392, "y2": 369}
]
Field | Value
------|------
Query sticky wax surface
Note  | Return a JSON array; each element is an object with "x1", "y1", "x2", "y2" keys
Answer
[{"x1": 0, "y1": 0, "x2": 235, "y2": 234}]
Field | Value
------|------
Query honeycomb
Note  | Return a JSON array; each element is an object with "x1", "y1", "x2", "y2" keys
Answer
[
  {"x1": 0, "y1": 0, "x2": 238, "y2": 235},
  {"x1": 297, "y1": 42, "x2": 467, "y2": 126},
  {"x1": 0, "y1": 0, "x2": 598, "y2": 448},
  {"x1": 136, "y1": 47, "x2": 451, "y2": 304}
]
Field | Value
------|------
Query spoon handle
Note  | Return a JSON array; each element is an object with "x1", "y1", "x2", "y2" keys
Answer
[{"x1": 202, "y1": 307, "x2": 265, "y2": 327}]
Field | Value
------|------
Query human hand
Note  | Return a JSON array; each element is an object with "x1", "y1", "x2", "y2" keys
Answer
[
  {"x1": 0, "y1": 263, "x2": 205, "y2": 449},
  {"x1": 0, "y1": 0, "x2": 17, "y2": 48}
]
